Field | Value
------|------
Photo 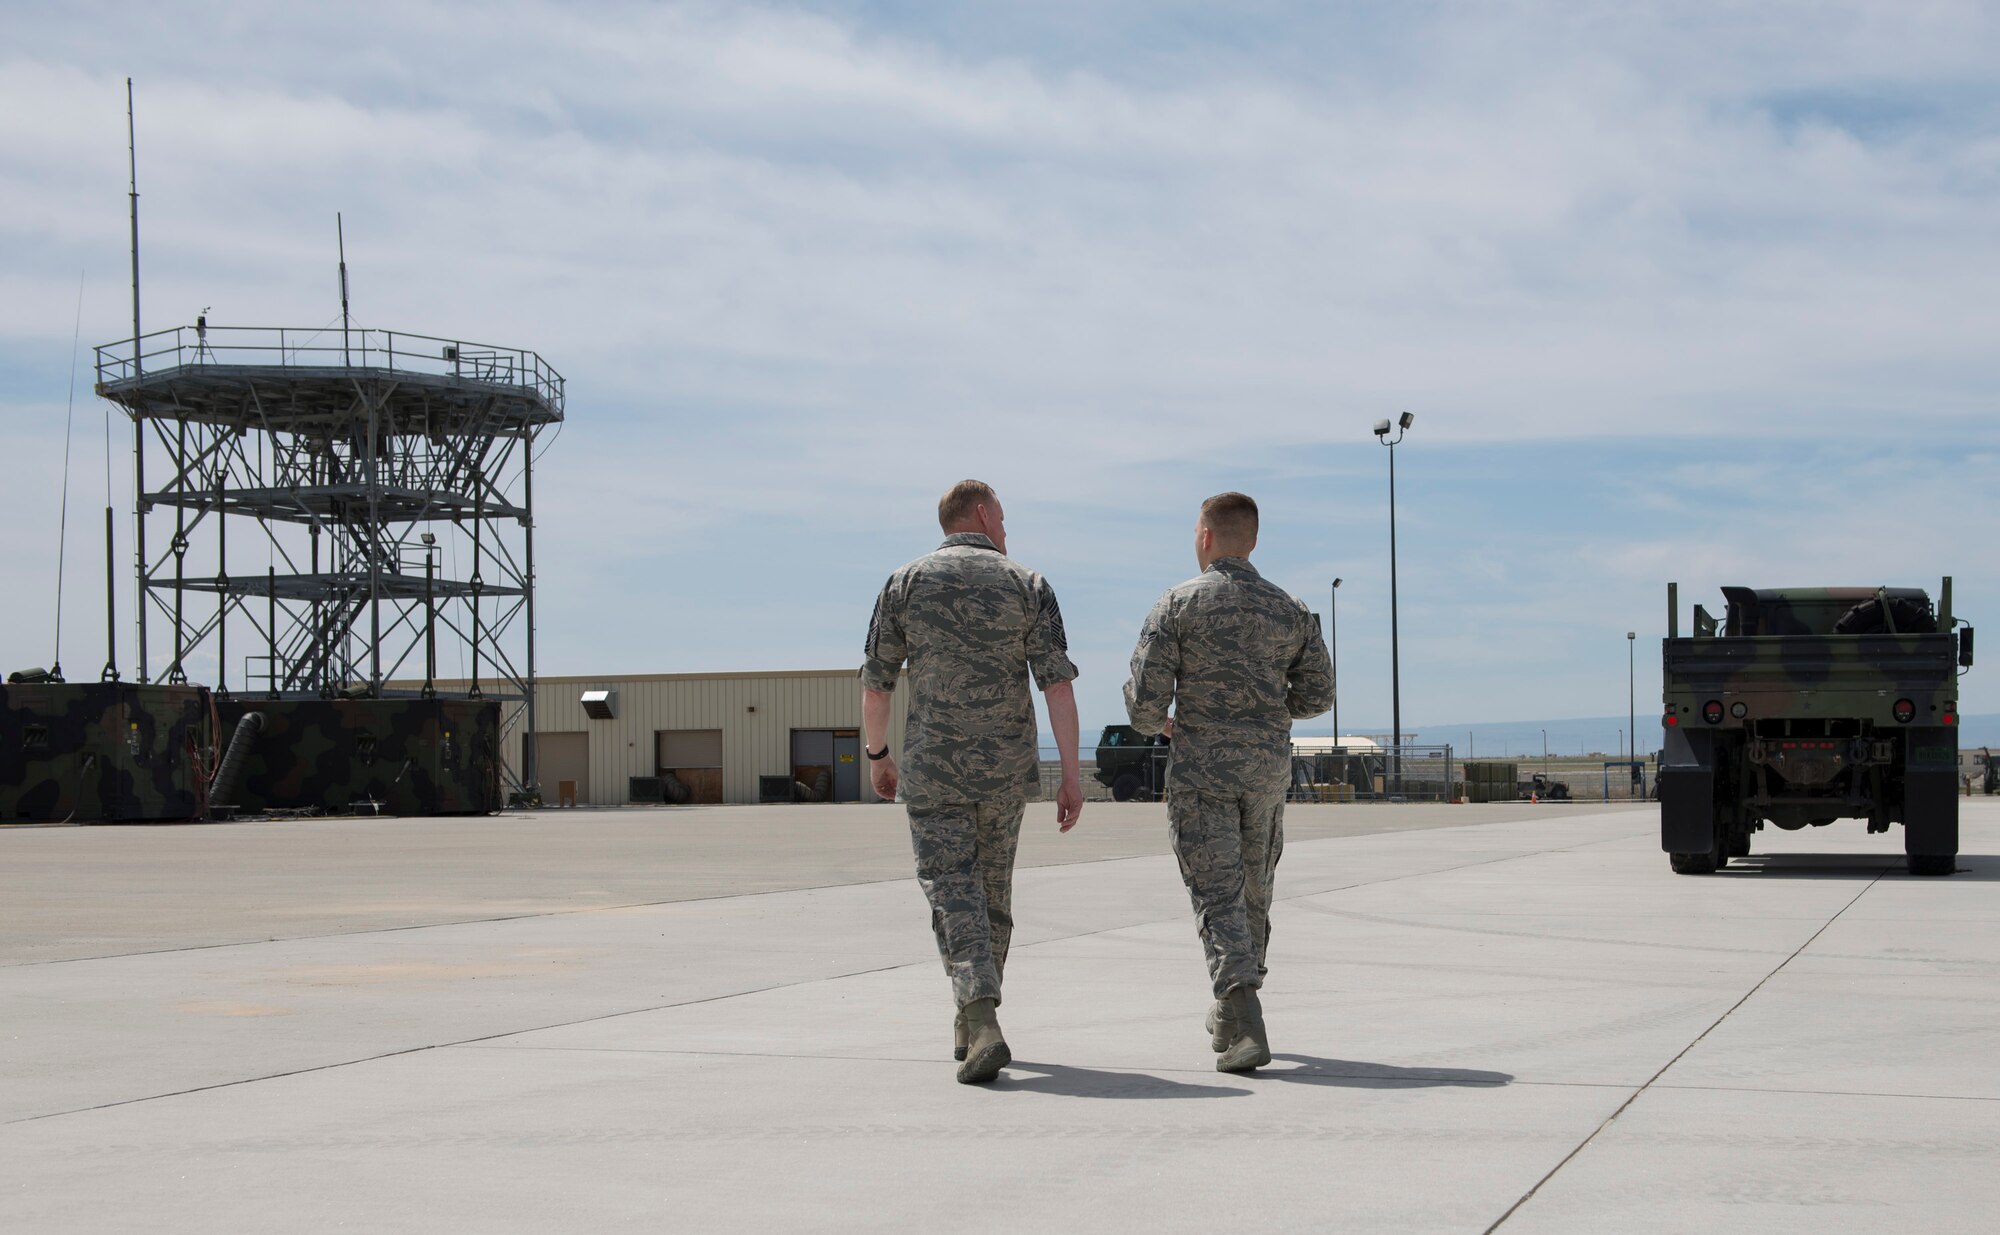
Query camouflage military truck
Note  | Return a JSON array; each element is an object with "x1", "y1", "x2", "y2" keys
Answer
[
  {"x1": 1094, "y1": 724, "x2": 1170, "y2": 801},
  {"x1": 1658, "y1": 581, "x2": 1974, "y2": 876},
  {"x1": 1518, "y1": 772, "x2": 1571, "y2": 801}
]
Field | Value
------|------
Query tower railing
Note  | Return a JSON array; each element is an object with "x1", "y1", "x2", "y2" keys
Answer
[{"x1": 95, "y1": 325, "x2": 564, "y2": 412}]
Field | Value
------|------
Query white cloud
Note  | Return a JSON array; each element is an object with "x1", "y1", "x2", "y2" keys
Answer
[{"x1": 2, "y1": 2, "x2": 1996, "y2": 724}]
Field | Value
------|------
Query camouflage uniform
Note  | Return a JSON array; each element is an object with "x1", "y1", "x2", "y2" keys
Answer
[
  {"x1": 860, "y1": 531, "x2": 1077, "y2": 1008},
  {"x1": 1124, "y1": 557, "x2": 1334, "y2": 998}
]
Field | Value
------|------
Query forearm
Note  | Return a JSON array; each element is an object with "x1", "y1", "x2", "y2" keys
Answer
[
  {"x1": 1044, "y1": 680, "x2": 1081, "y2": 776},
  {"x1": 862, "y1": 688, "x2": 895, "y2": 755}
]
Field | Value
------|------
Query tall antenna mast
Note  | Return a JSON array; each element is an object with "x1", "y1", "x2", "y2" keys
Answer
[
  {"x1": 127, "y1": 78, "x2": 141, "y2": 379},
  {"x1": 120, "y1": 76, "x2": 144, "y2": 682},
  {"x1": 337, "y1": 212, "x2": 351, "y2": 365}
]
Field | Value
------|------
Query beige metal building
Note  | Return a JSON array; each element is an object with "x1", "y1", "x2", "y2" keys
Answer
[{"x1": 517, "y1": 670, "x2": 909, "y2": 806}]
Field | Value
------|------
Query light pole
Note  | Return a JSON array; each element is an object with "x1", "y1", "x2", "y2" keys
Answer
[
  {"x1": 1373, "y1": 412, "x2": 1414, "y2": 793},
  {"x1": 1329, "y1": 578, "x2": 1342, "y2": 741},
  {"x1": 1541, "y1": 728, "x2": 1548, "y2": 778},
  {"x1": 1627, "y1": 630, "x2": 1637, "y2": 790}
]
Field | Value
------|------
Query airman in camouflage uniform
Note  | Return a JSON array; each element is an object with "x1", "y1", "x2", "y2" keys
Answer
[
  {"x1": 1124, "y1": 492, "x2": 1334, "y2": 1072},
  {"x1": 860, "y1": 480, "x2": 1084, "y2": 1084}
]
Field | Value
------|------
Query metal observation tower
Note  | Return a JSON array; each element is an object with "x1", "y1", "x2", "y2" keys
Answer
[{"x1": 93, "y1": 324, "x2": 563, "y2": 788}]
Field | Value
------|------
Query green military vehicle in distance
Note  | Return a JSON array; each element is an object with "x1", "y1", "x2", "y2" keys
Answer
[
  {"x1": 1657, "y1": 580, "x2": 1973, "y2": 876},
  {"x1": 1095, "y1": 724, "x2": 1170, "y2": 801}
]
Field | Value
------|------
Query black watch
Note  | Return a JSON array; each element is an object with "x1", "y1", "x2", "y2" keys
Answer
[{"x1": 866, "y1": 745, "x2": 890, "y2": 761}]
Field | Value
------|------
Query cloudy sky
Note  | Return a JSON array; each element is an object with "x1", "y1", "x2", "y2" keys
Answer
[{"x1": 3, "y1": 1, "x2": 1996, "y2": 741}]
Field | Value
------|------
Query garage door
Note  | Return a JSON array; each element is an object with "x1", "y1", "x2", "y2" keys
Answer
[
  {"x1": 657, "y1": 729, "x2": 723, "y2": 804},
  {"x1": 533, "y1": 731, "x2": 590, "y2": 804}
]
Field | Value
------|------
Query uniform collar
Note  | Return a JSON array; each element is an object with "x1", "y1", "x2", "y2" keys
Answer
[
  {"x1": 941, "y1": 532, "x2": 1000, "y2": 552},
  {"x1": 1205, "y1": 555, "x2": 1260, "y2": 577}
]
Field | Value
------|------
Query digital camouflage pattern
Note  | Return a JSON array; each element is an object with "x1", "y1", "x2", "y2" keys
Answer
[
  {"x1": 859, "y1": 532, "x2": 1077, "y2": 805},
  {"x1": 0, "y1": 682, "x2": 211, "y2": 823},
  {"x1": 908, "y1": 797, "x2": 1026, "y2": 1007},
  {"x1": 1660, "y1": 582, "x2": 1969, "y2": 874},
  {"x1": 1171, "y1": 788, "x2": 1285, "y2": 998},
  {"x1": 212, "y1": 697, "x2": 501, "y2": 816},
  {"x1": 1124, "y1": 556, "x2": 1335, "y2": 793},
  {"x1": 1124, "y1": 555, "x2": 1333, "y2": 996}
]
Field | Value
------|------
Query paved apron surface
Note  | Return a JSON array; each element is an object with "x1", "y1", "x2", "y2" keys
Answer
[{"x1": 3, "y1": 801, "x2": 1996, "y2": 1233}]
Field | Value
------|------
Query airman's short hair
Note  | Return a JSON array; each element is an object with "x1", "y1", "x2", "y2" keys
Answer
[
  {"x1": 1199, "y1": 491, "x2": 1259, "y2": 547},
  {"x1": 938, "y1": 479, "x2": 998, "y2": 531}
]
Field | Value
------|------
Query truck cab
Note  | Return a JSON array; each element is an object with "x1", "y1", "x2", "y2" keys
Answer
[
  {"x1": 1658, "y1": 580, "x2": 1973, "y2": 876},
  {"x1": 1095, "y1": 724, "x2": 1169, "y2": 801}
]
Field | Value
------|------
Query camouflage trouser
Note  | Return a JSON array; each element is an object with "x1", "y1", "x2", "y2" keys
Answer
[
  {"x1": 907, "y1": 796, "x2": 1027, "y2": 1008},
  {"x1": 1168, "y1": 788, "x2": 1286, "y2": 999}
]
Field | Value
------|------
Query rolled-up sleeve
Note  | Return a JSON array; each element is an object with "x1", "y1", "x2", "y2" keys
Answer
[
  {"x1": 858, "y1": 575, "x2": 906, "y2": 693},
  {"x1": 1285, "y1": 616, "x2": 1335, "y2": 720},
  {"x1": 1123, "y1": 594, "x2": 1179, "y2": 736},
  {"x1": 1025, "y1": 576, "x2": 1079, "y2": 691}
]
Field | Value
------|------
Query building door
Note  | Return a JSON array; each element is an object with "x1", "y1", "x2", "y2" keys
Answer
[
  {"x1": 832, "y1": 732, "x2": 860, "y2": 802},
  {"x1": 531, "y1": 731, "x2": 589, "y2": 804},
  {"x1": 791, "y1": 729, "x2": 862, "y2": 803},
  {"x1": 657, "y1": 729, "x2": 724, "y2": 804}
]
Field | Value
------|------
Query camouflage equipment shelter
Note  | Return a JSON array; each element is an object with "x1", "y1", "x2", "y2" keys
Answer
[{"x1": 0, "y1": 682, "x2": 211, "y2": 823}]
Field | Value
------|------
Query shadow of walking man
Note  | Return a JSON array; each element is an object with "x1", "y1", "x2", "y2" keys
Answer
[
  {"x1": 1265, "y1": 1054, "x2": 1512, "y2": 1089},
  {"x1": 996, "y1": 1060, "x2": 1252, "y2": 1099}
]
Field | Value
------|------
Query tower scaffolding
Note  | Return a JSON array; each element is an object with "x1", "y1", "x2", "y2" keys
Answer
[{"x1": 93, "y1": 324, "x2": 563, "y2": 794}]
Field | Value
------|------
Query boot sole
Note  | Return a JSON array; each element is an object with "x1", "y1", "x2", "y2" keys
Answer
[
  {"x1": 953, "y1": 1047, "x2": 967, "y2": 1062},
  {"x1": 956, "y1": 1041, "x2": 1011, "y2": 1084}
]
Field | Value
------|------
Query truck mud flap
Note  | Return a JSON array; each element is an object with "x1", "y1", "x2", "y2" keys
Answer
[
  {"x1": 1659, "y1": 766, "x2": 1715, "y2": 852},
  {"x1": 1903, "y1": 727, "x2": 1958, "y2": 857},
  {"x1": 1658, "y1": 728, "x2": 1716, "y2": 853}
]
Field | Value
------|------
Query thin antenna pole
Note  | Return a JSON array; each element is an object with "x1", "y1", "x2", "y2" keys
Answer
[
  {"x1": 53, "y1": 271, "x2": 86, "y2": 681},
  {"x1": 267, "y1": 566, "x2": 278, "y2": 699},
  {"x1": 215, "y1": 472, "x2": 228, "y2": 695},
  {"x1": 337, "y1": 212, "x2": 350, "y2": 366},
  {"x1": 127, "y1": 80, "x2": 141, "y2": 378},
  {"x1": 102, "y1": 507, "x2": 119, "y2": 682},
  {"x1": 127, "y1": 76, "x2": 149, "y2": 682}
]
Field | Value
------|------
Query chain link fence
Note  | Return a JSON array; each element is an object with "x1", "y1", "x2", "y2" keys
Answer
[{"x1": 1038, "y1": 743, "x2": 1661, "y2": 803}]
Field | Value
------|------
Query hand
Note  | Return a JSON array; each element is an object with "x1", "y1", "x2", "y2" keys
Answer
[
  {"x1": 871, "y1": 755, "x2": 899, "y2": 802},
  {"x1": 1056, "y1": 774, "x2": 1083, "y2": 832},
  {"x1": 1161, "y1": 716, "x2": 1175, "y2": 739}
]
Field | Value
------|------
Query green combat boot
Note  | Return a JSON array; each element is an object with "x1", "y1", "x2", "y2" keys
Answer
[
  {"x1": 1204, "y1": 999, "x2": 1235, "y2": 1053},
  {"x1": 1215, "y1": 986, "x2": 1270, "y2": 1074},
  {"x1": 955, "y1": 998, "x2": 1011, "y2": 1084},
  {"x1": 953, "y1": 1009, "x2": 968, "y2": 1062}
]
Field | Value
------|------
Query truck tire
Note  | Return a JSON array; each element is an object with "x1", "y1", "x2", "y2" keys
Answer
[
  {"x1": 1111, "y1": 772, "x2": 1141, "y2": 802},
  {"x1": 1671, "y1": 817, "x2": 1726, "y2": 874},
  {"x1": 1670, "y1": 849, "x2": 1718, "y2": 875},
  {"x1": 1907, "y1": 854, "x2": 1956, "y2": 877}
]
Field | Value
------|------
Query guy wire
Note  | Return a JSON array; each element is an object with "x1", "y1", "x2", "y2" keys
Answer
[{"x1": 52, "y1": 269, "x2": 87, "y2": 679}]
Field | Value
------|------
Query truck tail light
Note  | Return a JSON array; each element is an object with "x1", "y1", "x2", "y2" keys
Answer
[
  {"x1": 1702, "y1": 700, "x2": 1724, "y2": 724},
  {"x1": 1664, "y1": 713, "x2": 1679, "y2": 728},
  {"x1": 1893, "y1": 699, "x2": 1916, "y2": 724}
]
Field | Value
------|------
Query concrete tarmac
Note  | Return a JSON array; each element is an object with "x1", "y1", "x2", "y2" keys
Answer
[{"x1": 3, "y1": 799, "x2": 1997, "y2": 1232}]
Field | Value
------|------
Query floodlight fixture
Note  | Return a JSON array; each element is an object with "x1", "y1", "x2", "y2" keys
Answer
[
  {"x1": 1398, "y1": 411, "x2": 1415, "y2": 430},
  {"x1": 1372, "y1": 419, "x2": 1392, "y2": 437}
]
